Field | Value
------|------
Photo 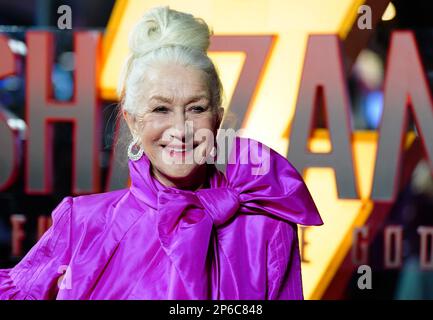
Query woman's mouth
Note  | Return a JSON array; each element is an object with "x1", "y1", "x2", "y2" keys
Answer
[{"x1": 160, "y1": 142, "x2": 200, "y2": 160}]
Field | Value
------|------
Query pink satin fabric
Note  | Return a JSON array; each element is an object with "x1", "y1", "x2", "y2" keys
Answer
[{"x1": 0, "y1": 137, "x2": 323, "y2": 300}]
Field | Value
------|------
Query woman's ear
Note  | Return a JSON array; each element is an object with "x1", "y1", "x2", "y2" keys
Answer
[{"x1": 123, "y1": 110, "x2": 137, "y2": 137}]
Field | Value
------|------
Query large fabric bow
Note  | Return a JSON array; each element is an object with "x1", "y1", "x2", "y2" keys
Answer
[{"x1": 155, "y1": 137, "x2": 323, "y2": 299}]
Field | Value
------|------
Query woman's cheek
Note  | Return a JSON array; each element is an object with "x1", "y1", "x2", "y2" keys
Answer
[{"x1": 140, "y1": 117, "x2": 169, "y2": 143}]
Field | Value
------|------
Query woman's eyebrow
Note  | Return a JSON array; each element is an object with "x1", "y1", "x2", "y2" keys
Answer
[
  {"x1": 149, "y1": 94, "x2": 209, "y2": 104},
  {"x1": 149, "y1": 95, "x2": 173, "y2": 103},
  {"x1": 187, "y1": 95, "x2": 209, "y2": 103}
]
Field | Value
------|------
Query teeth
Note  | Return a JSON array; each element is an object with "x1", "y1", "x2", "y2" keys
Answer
[
  {"x1": 162, "y1": 143, "x2": 198, "y2": 152},
  {"x1": 166, "y1": 147, "x2": 187, "y2": 152}
]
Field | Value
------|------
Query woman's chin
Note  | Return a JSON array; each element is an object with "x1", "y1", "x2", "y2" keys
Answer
[
  {"x1": 164, "y1": 165, "x2": 197, "y2": 179},
  {"x1": 154, "y1": 163, "x2": 205, "y2": 186}
]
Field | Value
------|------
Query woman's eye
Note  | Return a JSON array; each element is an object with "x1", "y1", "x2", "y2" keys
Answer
[
  {"x1": 152, "y1": 106, "x2": 169, "y2": 113},
  {"x1": 189, "y1": 106, "x2": 207, "y2": 113}
]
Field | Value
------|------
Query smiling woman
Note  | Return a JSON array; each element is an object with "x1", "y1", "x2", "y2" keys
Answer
[
  {"x1": 117, "y1": 6, "x2": 224, "y2": 190},
  {"x1": 0, "y1": 5, "x2": 323, "y2": 300},
  {"x1": 122, "y1": 62, "x2": 222, "y2": 190}
]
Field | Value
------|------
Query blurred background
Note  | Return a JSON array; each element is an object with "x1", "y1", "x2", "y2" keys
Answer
[{"x1": 0, "y1": 0, "x2": 432, "y2": 299}]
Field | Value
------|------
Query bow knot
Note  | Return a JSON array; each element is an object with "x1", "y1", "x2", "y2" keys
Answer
[
  {"x1": 156, "y1": 187, "x2": 240, "y2": 242},
  {"x1": 196, "y1": 188, "x2": 240, "y2": 226}
]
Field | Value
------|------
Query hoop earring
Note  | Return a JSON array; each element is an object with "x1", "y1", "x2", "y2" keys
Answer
[{"x1": 127, "y1": 136, "x2": 144, "y2": 161}]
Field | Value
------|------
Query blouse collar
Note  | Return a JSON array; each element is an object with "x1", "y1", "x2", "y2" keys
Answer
[{"x1": 128, "y1": 151, "x2": 226, "y2": 211}]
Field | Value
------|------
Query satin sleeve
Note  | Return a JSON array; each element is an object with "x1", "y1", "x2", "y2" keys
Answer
[
  {"x1": 266, "y1": 220, "x2": 304, "y2": 300},
  {"x1": 0, "y1": 197, "x2": 73, "y2": 300}
]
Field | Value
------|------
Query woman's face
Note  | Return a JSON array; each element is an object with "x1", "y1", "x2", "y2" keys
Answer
[{"x1": 124, "y1": 63, "x2": 223, "y2": 189}]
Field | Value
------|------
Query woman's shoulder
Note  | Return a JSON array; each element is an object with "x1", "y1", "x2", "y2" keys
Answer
[
  {"x1": 51, "y1": 188, "x2": 131, "y2": 228},
  {"x1": 46, "y1": 188, "x2": 141, "y2": 256},
  {"x1": 72, "y1": 188, "x2": 130, "y2": 209}
]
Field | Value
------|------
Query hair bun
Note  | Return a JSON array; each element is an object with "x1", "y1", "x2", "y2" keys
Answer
[{"x1": 129, "y1": 6, "x2": 212, "y2": 56}]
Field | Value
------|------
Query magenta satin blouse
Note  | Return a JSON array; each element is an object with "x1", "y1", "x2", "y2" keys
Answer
[{"x1": 0, "y1": 137, "x2": 323, "y2": 300}]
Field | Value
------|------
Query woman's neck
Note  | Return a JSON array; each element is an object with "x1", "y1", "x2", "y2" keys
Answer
[{"x1": 151, "y1": 164, "x2": 209, "y2": 191}]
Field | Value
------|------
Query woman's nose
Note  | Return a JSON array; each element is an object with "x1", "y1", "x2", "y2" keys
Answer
[{"x1": 168, "y1": 110, "x2": 192, "y2": 142}]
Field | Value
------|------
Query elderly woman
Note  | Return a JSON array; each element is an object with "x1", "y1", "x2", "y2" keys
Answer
[{"x1": 0, "y1": 6, "x2": 322, "y2": 300}]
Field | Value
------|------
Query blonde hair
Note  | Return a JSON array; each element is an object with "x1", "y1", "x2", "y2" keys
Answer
[{"x1": 117, "y1": 6, "x2": 223, "y2": 114}]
